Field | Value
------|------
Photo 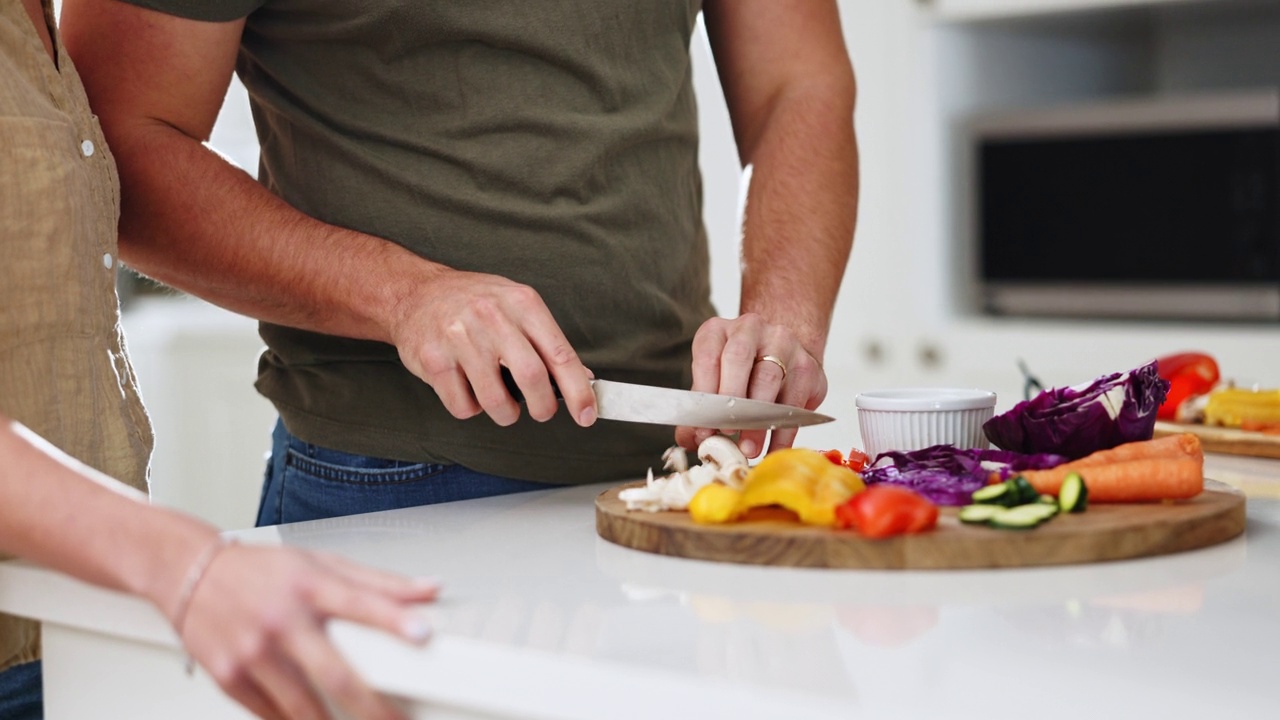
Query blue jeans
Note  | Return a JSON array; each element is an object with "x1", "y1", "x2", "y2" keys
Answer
[
  {"x1": 255, "y1": 419, "x2": 555, "y2": 526},
  {"x1": 0, "y1": 661, "x2": 42, "y2": 720}
]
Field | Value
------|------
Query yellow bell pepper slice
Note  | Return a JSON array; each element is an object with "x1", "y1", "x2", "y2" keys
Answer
[
  {"x1": 689, "y1": 483, "x2": 744, "y2": 524},
  {"x1": 737, "y1": 448, "x2": 865, "y2": 527},
  {"x1": 1205, "y1": 388, "x2": 1280, "y2": 428}
]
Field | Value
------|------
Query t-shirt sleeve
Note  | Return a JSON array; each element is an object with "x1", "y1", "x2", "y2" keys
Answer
[{"x1": 115, "y1": 0, "x2": 265, "y2": 22}]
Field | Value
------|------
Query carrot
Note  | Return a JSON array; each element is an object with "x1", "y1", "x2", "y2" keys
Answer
[
  {"x1": 1020, "y1": 457, "x2": 1203, "y2": 502},
  {"x1": 1063, "y1": 433, "x2": 1200, "y2": 468},
  {"x1": 1008, "y1": 435, "x2": 1204, "y2": 501},
  {"x1": 1242, "y1": 420, "x2": 1280, "y2": 435},
  {"x1": 987, "y1": 434, "x2": 1202, "y2": 486}
]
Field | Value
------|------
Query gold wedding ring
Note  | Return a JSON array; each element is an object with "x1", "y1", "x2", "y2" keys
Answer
[{"x1": 756, "y1": 354, "x2": 787, "y2": 381}]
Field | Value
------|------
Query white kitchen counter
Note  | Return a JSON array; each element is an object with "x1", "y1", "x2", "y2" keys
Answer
[{"x1": 3, "y1": 453, "x2": 1279, "y2": 719}]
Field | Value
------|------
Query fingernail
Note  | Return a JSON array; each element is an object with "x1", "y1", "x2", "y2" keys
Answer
[
  {"x1": 579, "y1": 405, "x2": 597, "y2": 426},
  {"x1": 402, "y1": 617, "x2": 432, "y2": 643},
  {"x1": 740, "y1": 438, "x2": 758, "y2": 457}
]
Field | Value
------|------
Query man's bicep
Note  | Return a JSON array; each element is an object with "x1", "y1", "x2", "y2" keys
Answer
[
  {"x1": 702, "y1": 0, "x2": 853, "y2": 157},
  {"x1": 61, "y1": 0, "x2": 247, "y2": 142}
]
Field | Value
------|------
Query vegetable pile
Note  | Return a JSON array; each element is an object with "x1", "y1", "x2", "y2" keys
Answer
[{"x1": 623, "y1": 361, "x2": 1210, "y2": 543}]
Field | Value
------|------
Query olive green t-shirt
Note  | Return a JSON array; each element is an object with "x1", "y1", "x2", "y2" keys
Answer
[{"x1": 128, "y1": 0, "x2": 714, "y2": 483}]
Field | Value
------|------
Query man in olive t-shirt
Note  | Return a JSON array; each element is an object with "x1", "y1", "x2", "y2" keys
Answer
[{"x1": 63, "y1": 0, "x2": 858, "y2": 522}]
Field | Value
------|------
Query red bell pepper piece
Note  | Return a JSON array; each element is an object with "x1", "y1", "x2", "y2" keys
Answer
[
  {"x1": 835, "y1": 486, "x2": 938, "y2": 538},
  {"x1": 844, "y1": 448, "x2": 872, "y2": 472},
  {"x1": 1155, "y1": 352, "x2": 1219, "y2": 420}
]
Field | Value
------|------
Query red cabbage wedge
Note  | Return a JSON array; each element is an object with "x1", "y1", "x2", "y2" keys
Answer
[{"x1": 982, "y1": 360, "x2": 1170, "y2": 461}]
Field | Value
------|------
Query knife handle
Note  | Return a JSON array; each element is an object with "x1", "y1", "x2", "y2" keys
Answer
[{"x1": 499, "y1": 366, "x2": 564, "y2": 403}]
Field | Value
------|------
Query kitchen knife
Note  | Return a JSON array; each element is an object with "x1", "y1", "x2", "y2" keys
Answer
[
  {"x1": 499, "y1": 369, "x2": 834, "y2": 429},
  {"x1": 591, "y1": 378, "x2": 834, "y2": 429}
]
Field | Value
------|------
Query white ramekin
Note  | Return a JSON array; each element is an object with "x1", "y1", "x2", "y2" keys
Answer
[{"x1": 855, "y1": 388, "x2": 998, "y2": 458}]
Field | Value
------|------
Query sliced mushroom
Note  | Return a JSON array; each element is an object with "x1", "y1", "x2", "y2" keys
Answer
[{"x1": 698, "y1": 435, "x2": 748, "y2": 471}]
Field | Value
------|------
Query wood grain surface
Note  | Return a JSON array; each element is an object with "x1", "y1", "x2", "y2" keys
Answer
[
  {"x1": 1155, "y1": 421, "x2": 1280, "y2": 460},
  {"x1": 596, "y1": 479, "x2": 1246, "y2": 570}
]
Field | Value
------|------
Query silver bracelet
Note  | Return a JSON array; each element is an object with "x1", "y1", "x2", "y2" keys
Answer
[{"x1": 171, "y1": 535, "x2": 235, "y2": 673}]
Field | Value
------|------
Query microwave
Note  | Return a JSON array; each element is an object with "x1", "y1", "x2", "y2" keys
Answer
[{"x1": 974, "y1": 90, "x2": 1280, "y2": 321}]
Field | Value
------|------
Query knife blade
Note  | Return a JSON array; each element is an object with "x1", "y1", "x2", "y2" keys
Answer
[
  {"x1": 498, "y1": 369, "x2": 834, "y2": 429},
  {"x1": 590, "y1": 379, "x2": 834, "y2": 430}
]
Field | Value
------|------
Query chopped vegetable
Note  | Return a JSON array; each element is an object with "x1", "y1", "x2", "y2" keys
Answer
[
  {"x1": 822, "y1": 448, "x2": 872, "y2": 472},
  {"x1": 971, "y1": 482, "x2": 1019, "y2": 507},
  {"x1": 834, "y1": 486, "x2": 938, "y2": 538},
  {"x1": 983, "y1": 360, "x2": 1170, "y2": 460},
  {"x1": 989, "y1": 503, "x2": 1058, "y2": 530},
  {"x1": 736, "y1": 448, "x2": 866, "y2": 526},
  {"x1": 844, "y1": 448, "x2": 872, "y2": 472},
  {"x1": 862, "y1": 445, "x2": 1067, "y2": 507},
  {"x1": 958, "y1": 504, "x2": 1003, "y2": 524},
  {"x1": 688, "y1": 483, "x2": 744, "y2": 524},
  {"x1": 1205, "y1": 388, "x2": 1280, "y2": 429},
  {"x1": 1009, "y1": 476, "x2": 1040, "y2": 504},
  {"x1": 1058, "y1": 472, "x2": 1088, "y2": 513},
  {"x1": 1156, "y1": 352, "x2": 1219, "y2": 420},
  {"x1": 1017, "y1": 435, "x2": 1203, "y2": 502}
]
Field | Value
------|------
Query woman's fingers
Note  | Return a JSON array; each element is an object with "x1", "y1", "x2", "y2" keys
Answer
[
  {"x1": 313, "y1": 552, "x2": 441, "y2": 603},
  {"x1": 286, "y1": 626, "x2": 408, "y2": 720},
  {"x1": 214, "y1": 672, "x2": 289, "y2": 720},
  {"x1": 250, "y1": 646, "x2": 333, "y2": 720},
  {"x1": 310, "y1": 574, "x2": 432, "y2": 645}
]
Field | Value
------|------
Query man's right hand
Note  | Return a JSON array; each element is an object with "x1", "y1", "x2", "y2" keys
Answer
[
  {"x1": 389, "y1": 268, "x2": 597, "y2": 428},
  {"x1": 62, "y1": 1, "x2": 596, "y2": 431}
]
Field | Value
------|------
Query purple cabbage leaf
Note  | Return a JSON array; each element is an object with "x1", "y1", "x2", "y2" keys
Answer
[{"x1": 982, "y1": 360, "x2": 1170, "y2": 460}]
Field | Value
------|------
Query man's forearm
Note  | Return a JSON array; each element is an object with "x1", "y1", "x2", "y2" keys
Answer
[
  {"x1": 738, "y1": 83, "x2": 859, "y2": 361},
  {"x1": 109, "y1": 118, "x2": 440, "y2": 344}
]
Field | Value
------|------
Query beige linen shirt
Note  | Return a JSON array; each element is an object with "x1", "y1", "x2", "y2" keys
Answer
[{"x1": 1, "y1": 0, "x2": 153, "y2": 671}]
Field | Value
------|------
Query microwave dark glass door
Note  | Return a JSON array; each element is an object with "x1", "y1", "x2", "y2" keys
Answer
[{"x1": 979, "y1": 129, "x2": 1279, "y2": 284}]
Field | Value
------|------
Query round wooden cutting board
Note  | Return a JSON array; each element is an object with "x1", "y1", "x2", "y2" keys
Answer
[{"x1": 595, "y1": 479, "x2": 1246, "y2": 570}]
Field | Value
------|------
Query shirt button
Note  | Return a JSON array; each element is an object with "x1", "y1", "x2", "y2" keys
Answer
[{"x1": 81, "y1": 140, "x2": 95, "y2": 158}]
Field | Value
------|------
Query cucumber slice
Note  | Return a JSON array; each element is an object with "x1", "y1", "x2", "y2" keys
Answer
[
  {"x1": 990, "y1": 503, "x2": 1058, "y2": 529},
  {"x1": 971, "y1": 482, "x2": 1018, "y2": 507},
  {"x1": 1059, "y1": 472, "x2": 1088, "y2": 513},
  {"x1": 1037, "y1": 494, "x2": 1058, "y2": 505},
  {"x1": 1010, "y1": 476, "x2": 1040, "y2": 505},
  {"x1": 958, "y1": 504, "x2": 1003, "y2": 524}
]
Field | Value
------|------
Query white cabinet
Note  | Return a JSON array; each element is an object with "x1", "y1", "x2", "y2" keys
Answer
[
  {"x1": 925, "y1": 0, "x2": 1227, "y2": 22},
  {"x1": 803, "y1": 0, "x2": 1280, "y2": 418}
]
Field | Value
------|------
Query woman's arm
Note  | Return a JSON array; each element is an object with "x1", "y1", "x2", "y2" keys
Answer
[{"x1": 0, "y1": 413, "x2": 439, "y2": 720}]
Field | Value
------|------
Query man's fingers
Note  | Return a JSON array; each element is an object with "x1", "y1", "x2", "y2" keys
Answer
[
  {"x1": 522, "y1": 308, "x2": 595, "y2": 428},
  {"x1": 736, "y1": 352, "x2": 790, "y2": 457},
  {"x1": 288, "y1": 627, "x2": 408, "y2": 720},
  {"x1": 502, "y1": 344, "x2": 560, "y2": 423},
  {"x1": 679, "y1": 319, "x2": 731, "y2": 449},
  {"x1": 429, "y1": 367, "x2": 484, "y2": 421}
]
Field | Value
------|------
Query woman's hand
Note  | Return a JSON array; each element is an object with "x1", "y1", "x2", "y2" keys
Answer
[{"x1": 173, "y1": 543, "x2": 439, "y2": 720}]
